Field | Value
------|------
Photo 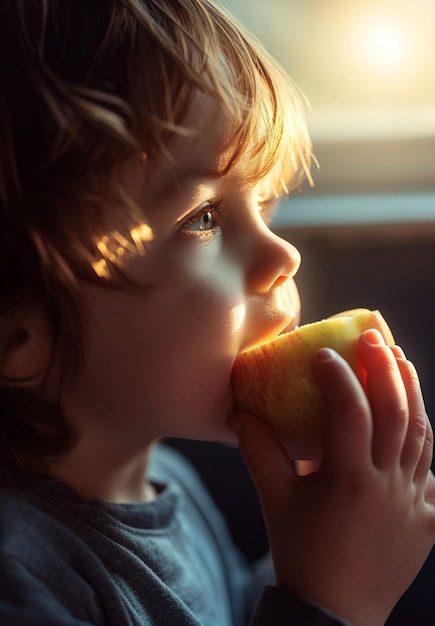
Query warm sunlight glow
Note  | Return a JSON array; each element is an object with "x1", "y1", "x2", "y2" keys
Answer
[
  {"x1": 349, "y1": 7, "x2": 418, "y2": 78},
  {"x1": 342, "y1": 5, "x2": 429, "y2": 89},
  {"x1": 364, "y1": 22, "x2": 405, "y2": 68},
  {"x1": 227, "y1": 0, "x2": 435, "y2": 141}
]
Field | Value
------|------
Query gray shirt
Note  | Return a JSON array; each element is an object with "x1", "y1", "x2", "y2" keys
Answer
[{"x1": 0, "y1": 444, "x2": 348, "y2": 625}]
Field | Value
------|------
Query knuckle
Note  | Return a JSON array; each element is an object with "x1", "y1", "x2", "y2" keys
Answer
[
  {"x1": 408, "y1": 412, "x2": 429, "y2": 442},
  {"x1": 384, "y1": 403, "x2": 408, "y2": 431},
  {"x1": 425, "y1": 417, "x2": 434, "y2": 448}
]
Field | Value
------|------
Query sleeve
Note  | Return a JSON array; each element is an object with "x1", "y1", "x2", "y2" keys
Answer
[
  {"x1": 0, "y1": 551, "x2": 134, "y2": 626},
  {"x1": 250, "y1": 586, "x2": 352, "y2": 626},
  {"x1": 0, "y1": 554, "x2": 103, "y2": 626}
]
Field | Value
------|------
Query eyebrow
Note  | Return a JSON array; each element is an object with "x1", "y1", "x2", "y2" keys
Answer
[{"x1": 148, "y1": 164, "x2": 225, "y2": 202}]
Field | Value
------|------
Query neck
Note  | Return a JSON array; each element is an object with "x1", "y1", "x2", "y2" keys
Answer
[{"x1": 48, "y1": 437, "x2": 158, "y2": 503}]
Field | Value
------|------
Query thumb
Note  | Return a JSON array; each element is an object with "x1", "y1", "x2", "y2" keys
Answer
[{"x1": 230, "y1": 412, "x2": 296, "y2": 515}]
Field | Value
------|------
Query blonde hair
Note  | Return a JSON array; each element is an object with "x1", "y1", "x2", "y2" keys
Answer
[{"x1": 0, "y1": 0, "x2": 313, "y2": 472}]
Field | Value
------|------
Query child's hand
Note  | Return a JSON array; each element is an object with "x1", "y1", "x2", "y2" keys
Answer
[{"x1": 231, "y1": 329, "x2": 435, "y2": 626}]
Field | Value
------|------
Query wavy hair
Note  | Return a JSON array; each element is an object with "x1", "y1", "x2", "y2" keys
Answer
[{"x1": 0, "y1": 0, "x2": 313, "y2": 472}]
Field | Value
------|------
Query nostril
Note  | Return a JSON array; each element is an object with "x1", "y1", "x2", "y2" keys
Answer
[
  {"x1": 273, "y1": 275, "x2": 289, "y2": 288},
  {"x1": 247, "y1": 231, "x2": 301, "y2": 295}
]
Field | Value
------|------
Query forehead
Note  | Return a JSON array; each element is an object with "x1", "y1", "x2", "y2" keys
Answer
[{"x1": 145, "y1": 93, "x2": 240, "y2": 198}]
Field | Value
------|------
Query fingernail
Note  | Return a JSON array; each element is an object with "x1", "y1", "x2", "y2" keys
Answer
[
  {"x1": 364, "y1": 328, "x2": 385, "y2": 346},
  {"x1": 391, "y1": 344, "x2": 406, "y2": 359}
]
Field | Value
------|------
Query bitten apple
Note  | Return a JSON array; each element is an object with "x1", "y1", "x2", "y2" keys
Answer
[{"x1": 231, "y1": 308, "x2": 395, "y2": 459}]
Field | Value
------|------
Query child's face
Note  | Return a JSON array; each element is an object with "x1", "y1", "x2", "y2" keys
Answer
[{"x1": 62, "y1": 96, "x2": 301, "y2": 447}]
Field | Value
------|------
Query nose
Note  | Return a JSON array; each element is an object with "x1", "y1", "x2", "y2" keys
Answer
[{"x1": 246, "y1": 223, "x2": 301, "y2": 294}]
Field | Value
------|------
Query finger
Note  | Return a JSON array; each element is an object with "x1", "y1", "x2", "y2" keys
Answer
[
  {"x1": 424, "y1": 471, "x2": 435, "y2": 507},
  {"x1": 414, "y1": 414, "x2": 434, "y2": 486},
  {"x1": 358, "y1": 330, "x2": 408, "y2": 469},
  {"x1": 311, "y1": 348, "x2": 372, "y2": 474},
  {"x1": 229, "y1": 412, "x2": 296, "y2": 516},
  {"x1": 393, "y1": 354, "x2": 431, "y2": 479}
]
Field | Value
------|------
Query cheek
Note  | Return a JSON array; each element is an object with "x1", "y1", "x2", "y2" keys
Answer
[
  {"x1": 72, "y1": 246, "x2": 246, "y2": 439},
  {"x1": 139, "y1": 266, "x2": 245, "y2": 430},
  {"x1": 154, "y1": 282, "x2": 245, "y2": 366},
  {"x1": 155, "y1": 242, "x2": 247, "y2": 347}
]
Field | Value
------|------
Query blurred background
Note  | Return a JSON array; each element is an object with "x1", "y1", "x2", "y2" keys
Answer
[
  {"x1": 224, "y1": 0, "x2": 435, "y2": 426},
  {"x1": 169, "y1": 2, "x2": 435, "y2": 624}
]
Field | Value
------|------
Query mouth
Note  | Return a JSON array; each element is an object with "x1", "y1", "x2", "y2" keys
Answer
[
  {"x1": 242, "y1": 309, "x2": 298, "y2": 353},
  {"x1": 272, "y1": 282, "x2": 300, "y2": 336},
  {"x1": 279, "y1": 317, "x2": 298, "y2": 335},
  {"x1": 238, "y1": 279, "x2": 301, "y2": 352}
]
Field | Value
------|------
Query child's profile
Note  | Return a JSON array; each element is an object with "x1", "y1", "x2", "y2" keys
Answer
[{"x1": 1, "y1": 1, "x2": 435, "y2": 625}]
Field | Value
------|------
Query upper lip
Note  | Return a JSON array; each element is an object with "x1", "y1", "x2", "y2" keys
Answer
[{"x1": 239, "y1": 281, "x2": 300, "y2": 351}]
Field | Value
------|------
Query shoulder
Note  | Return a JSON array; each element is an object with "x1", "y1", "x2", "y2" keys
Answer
[
  {"x1": 0, "y1": 483, "x2": 65, "y2": 547},
  {"x1": 0, "y1": 478, "x2": 130, "y2": 625},
  {"x1": 0, "y1": 469, "x2": 107, "y2": 579},
  {"x1": 0, "y1": 482, "x2": 94, "y2": 575},
  {"x1": 0, "y1": 490, "x2": 100, "y2": 623}
]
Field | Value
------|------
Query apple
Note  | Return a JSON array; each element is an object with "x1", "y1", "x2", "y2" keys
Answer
[{"x1": 231, "y1": 308, "x2": 395, "y2": 459}]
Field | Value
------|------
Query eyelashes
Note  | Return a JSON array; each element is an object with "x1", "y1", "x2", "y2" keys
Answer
[
  {"x1": 180, "y1": 194, "x2": 285, "y2": 237},
  {"x1": 181, "y1": 199, "x2": 225, "y2": 234}
]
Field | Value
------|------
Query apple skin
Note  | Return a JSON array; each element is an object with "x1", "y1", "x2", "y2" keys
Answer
[{"x1": 231, "y1": 309, "x2": 395, "y2": 459}]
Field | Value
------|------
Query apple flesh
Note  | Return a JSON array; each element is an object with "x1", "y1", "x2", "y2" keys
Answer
[{"x1": 231, "y1": 308, "x2": 395, "y2": 459}]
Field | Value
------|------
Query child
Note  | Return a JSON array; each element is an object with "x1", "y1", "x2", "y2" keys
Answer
[{"x1": 1, "y1": 1, "x2": 434, "y2": 624}]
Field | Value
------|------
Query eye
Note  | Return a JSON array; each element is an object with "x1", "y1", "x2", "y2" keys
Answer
[
  {"x1": 197, "y1": 210, "x2": 214, "y2": 231},
  {"x1": 182, "y1": 201, "x2": 224, "y2": 234}
]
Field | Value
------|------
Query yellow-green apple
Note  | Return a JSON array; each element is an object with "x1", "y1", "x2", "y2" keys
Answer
[{"x1": 231, "y1": 308, "x2": 395, "y2": 459}]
